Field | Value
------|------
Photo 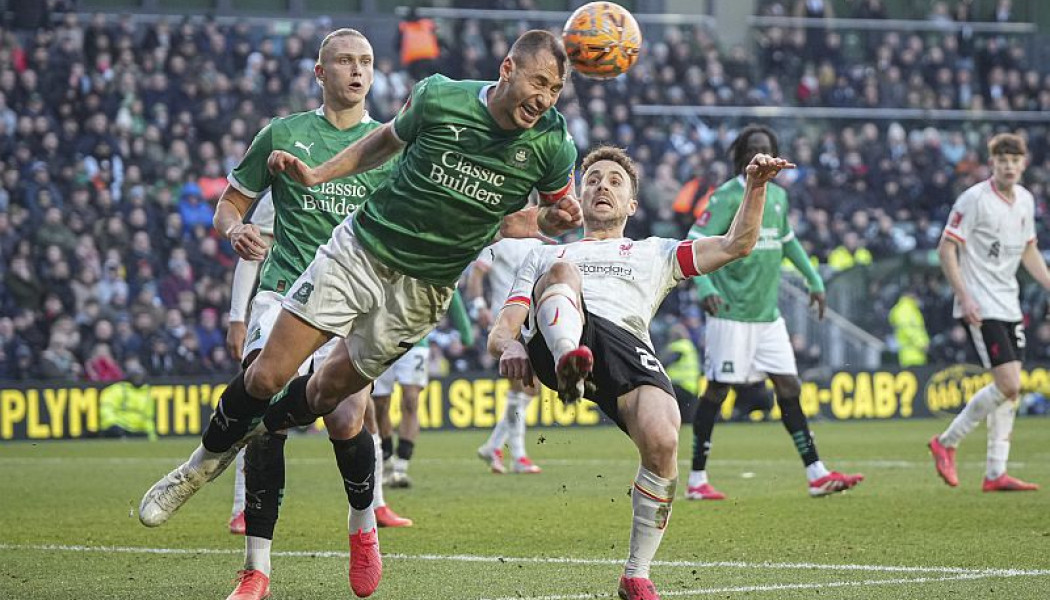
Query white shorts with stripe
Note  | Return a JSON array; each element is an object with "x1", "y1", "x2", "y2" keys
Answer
[
  {"x1": 280, "y1": 222, "x2": 455, "y2": 380},
  {"x1": 243, "y1": 290, "x2": 338, "y2": 375},
  {"x1": 703, "y1": 316, "x2": 798, "y2": 384},
  {"x1": 372, "y1": 346, "x2": 430, "y2": 396}
]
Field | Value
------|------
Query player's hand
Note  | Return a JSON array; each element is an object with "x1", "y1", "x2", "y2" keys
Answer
[
  {"x1": 226, "y1": 321, "x2": 247, "y2": 363},
  {"x1": 745, "y1": 154, "x2": 795, "y2": 185},
  {"x1": 227, "y1": 223, "x2": 268, "y2": 261},
  {"x1": 476, "y1": 306, "x2": 493, "y2": 329},
  {"x1": 700, "y1": 293, "x2": 726, "y2": 316},
  {"x1": 538, "y1": 194, "x2": 583, "y2": 236},
  {"x1": 499, "y1": 340, "x2": 535, "y2": 387},
  {"x1": 810, "y1": 291, "x2": 827, "y2": 320},
  {"x1": 268, "y1": 150, "x2": 317, "y2": 186},
  {"x1": 960, "y1": 295, "x2": 981, "y2": 325}
]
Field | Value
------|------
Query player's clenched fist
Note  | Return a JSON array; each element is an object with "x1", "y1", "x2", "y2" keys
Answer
[
  {"x1": 499, "y1": 340, "x2": 536, "y2": 387},
  {"x1": 745, "y1": 153, "x2": 795, "y2": 185},
  {"x1": 538, "y1": 194, "x2": 583, "y2": 236},
  {"x1": 268, "y1": 150, "x2": 318, "y2": 186}
]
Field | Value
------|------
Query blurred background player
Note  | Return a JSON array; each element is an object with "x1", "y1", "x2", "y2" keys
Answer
[
  {"x1": 207, "y1": 28, "x2": 400, "y2": 600},
  {"x1": 490, "y1": 146, "x2": 792, "y2": 600},
  {"x1": 372, "y1": 292, "x2": 473, "y2": 488},
  {"x1": 929, "y1": 133, "x2": 1046, "y2": 493},
  {"x1": 686, "y1": 125, "x2": 863, "y2": 500},
  {"x1": 470, "y1": 236, "x2": 545, "y2": 474}
]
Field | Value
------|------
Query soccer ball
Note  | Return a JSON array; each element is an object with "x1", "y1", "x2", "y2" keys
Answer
[{"x1": 562, "y1": 2, "x2": 642, "y2": 80}]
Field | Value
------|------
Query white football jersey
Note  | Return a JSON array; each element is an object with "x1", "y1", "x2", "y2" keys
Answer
[
  {"x1": 478, "y1": 238, "x2": 545, "y2": 309},
  {"x1": 248, "y1": 191, "x2": 275, "y2": 236},
  {"x1": 506, "y1": 237, "x2": 699, "y2": 349},
  {"x1": 942, "y1": 179, "x2": 1036, "y2": 321}
]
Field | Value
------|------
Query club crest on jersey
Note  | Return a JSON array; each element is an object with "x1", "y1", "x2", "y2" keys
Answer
[
  {"x1": 619, "y1": 242, "x2": 633, "y2": 256},
  {"x1": 508, "y1": 146, "x2": 531, "y2": 168},
  {"x1": 721, "y1": 360, "x2": 735, "y2": 374},
  {"x1": 292, "y1": 282, "x2": 314, "y2": 304},
  {"x1": 697, "y1": 211, "x2": 712, "y2": 227},
  {"x1": 949, "y1": 211, "x2": 963, "y2": 228}
]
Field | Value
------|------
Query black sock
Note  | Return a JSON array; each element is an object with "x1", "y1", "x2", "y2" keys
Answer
[
  {"x1": 691, "y1": 398, "x2": 720, "y2": 472},
  {"x1": 263, "y1": 375, "x2": 322, "y2": 432},
  {"x1": 202, "y1": 371, "x2": 269, "y2": 453},
  {"x1": 331, "y1": 430, "x2": 375, "y2": 511},
  {"x1": 779, "y1": 396, "x2": 819, "y2": 466},
  {"x1": 396, "y1": 438, "x2": 415, "y2": 461},
  {"x1": 381, "y1": 436, "x2": 394, "y2": 462},
  {"x1": 243, "y1": 432, "x2": 287, "y2": 540}
]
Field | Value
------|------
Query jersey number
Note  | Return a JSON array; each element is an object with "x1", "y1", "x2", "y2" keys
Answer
[{"x1": 636, "y1": 348, "x2": 666, "y2": 374}]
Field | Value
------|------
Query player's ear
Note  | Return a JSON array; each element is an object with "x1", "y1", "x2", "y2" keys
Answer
[
  {"x1": 627, "y1": 197, "x2": 638, "y2": 217},
  {"x1": 314, "y1": 63, "x2": 325, "y2": 86},
  {"x1": 499, "y1": 56, "x2": 514, "y2": 82}
]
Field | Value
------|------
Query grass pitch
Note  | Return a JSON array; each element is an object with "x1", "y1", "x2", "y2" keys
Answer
[{"x1": 1, "y1": 419, "x2": 1048, "y2": 599}]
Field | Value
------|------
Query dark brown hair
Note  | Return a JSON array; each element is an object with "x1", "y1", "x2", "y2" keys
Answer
[
  {"x1": 581, "y1": 145, "x2": 639, "y2": 198},
  {"x1": 988, "y1": 133, "x2": 1028, "y2": 157}
]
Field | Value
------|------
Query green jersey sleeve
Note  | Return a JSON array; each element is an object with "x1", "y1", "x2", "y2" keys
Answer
[
  {"x1": 229, "y1": 122, "x2": 275, "y2": 198},
  {"x1": 393, "y1": 76, "x2": 436, "y2": 143},
  {"x1": 536, "y1": 132, "x2": 577, "y2": 201}
]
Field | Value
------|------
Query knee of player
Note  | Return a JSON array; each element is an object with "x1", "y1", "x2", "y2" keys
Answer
[
  {"x1": 995, "y1": 379, "x2": 1021, "y2": 400},
  {"x1": 701, "y1": 381, "x2": 730, "y2": 404},
  {"x1": 547, "y1": 260, "x2": 582, "y2": 285},
  {"x1": 772, "y1": 376, "x2": 801, "y2": 400},
  {"x1": 245, "y1": 365, "x2": 288, "y2": 399}
]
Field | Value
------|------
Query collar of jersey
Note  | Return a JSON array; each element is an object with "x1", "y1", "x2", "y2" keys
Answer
[{"x1": 313, "y1": 105, "x2": 373, "y2": 124}]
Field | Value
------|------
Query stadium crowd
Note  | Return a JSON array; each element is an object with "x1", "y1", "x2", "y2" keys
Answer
[{"x1": 1, "y1": 2, "x2": 1049, "y2": 381}]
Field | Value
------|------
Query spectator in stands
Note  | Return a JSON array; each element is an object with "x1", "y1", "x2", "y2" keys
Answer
[
  {"x1": 99, "y1": 362, "x2": 156, "y2": 441},
  {"x1": 888, "y1": 291, "x2": 930, "y2": 367}
]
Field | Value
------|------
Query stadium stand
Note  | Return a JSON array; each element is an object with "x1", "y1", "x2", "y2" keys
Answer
[{"x1": 1, "y1": 2, "x2": 1048, "y2": 380}]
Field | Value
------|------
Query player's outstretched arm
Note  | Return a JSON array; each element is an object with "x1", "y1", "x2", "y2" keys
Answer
[
  {"x1": 268, "y1": 122, "x2": 405, "y2": 187},
  {"x1": 692, "y1": 153, "x2": 794, "y2": 275},
  {"x1": 215, "y1": 186, "x2": 268, "y2": 261},
  {"x1": 937, "y1": 236, "x2": 980, "y2": 325},
  {"x1": 500, "y1": 196, "x2": 582, "y2": 240},
  {"x1": 488, "y1": 303, "x2": 534, "y2": 386}
]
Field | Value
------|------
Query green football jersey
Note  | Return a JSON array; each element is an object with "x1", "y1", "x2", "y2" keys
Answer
[
  {"x1": 230, "y1": 109, "x2": 395, "y2": 295},
  {"x1": 688, "y1": 177, "x2": 793, "y2": 322},
  {"x1": 352, "y1": 75, "x2": 577, "y2": 287}
]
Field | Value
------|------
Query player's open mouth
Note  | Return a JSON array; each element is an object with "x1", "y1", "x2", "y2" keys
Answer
[
  {"x1": 594, "y1": 196, "x2": 613, "y2": 208},
  {"x1": 519, "y1": 103, "x2": 541, "y2": 121},
  {"x1": 348, "y1": 82, "x2": 364, "y2": 91}
]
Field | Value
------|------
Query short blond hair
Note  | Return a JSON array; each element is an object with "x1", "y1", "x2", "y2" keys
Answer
[{"x1": 316, "y1": 28, "x2": 368, "y2": 66}]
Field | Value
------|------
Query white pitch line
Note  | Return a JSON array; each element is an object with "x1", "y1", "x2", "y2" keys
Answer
[
  {"x1": 2, "y1": 543, "x2": 1049, "y2": 579},
  {"x1": 482, "y1": 572, "x2": 1014, "y2": 600}
]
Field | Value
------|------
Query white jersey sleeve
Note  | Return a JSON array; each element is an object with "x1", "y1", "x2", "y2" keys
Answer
[
  {"x1": 248, "y1": 191, "x2": 275, "y2": 236},
  {"x1": 486, "y1": 238, "x2": 545, "y2": 309},
  {"x1": 229, "y1": 257, "x2": 261, "y2": 323},
  {"x1": 942, "y1": 187, "x2": 977, "y2": 245}
]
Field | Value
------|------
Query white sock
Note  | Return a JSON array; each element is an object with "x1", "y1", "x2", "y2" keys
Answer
[
  {"x1": 371, "y1": 434, "x2": 386, "y2": 509},
  {"x1": 536, "y1": 283, "x2": 584, "y2": 363},
  {"x1": 986, "y1": 399, "x2": 1017, "y2": 480},
  {"x1": 507, "y1": 391, "x2": 531, "y2": 460},
  {"x1": 231, "y1": 448, "x2": 246, "y2": 516},
  {"x1": 625, "y1": 466, "x2": 676, "y2": 579},
  {"x1": 687, "y1": 470, "x2": 708, "y2": 488},
  {"x1": 483, "y1": 413, "x2": 511, "y2": 453},
  {"x1": 940, "y1": 384, "x2": 1006, "y2": 447},
  {"x1": 349, "y1": 505, "x2": 376, "y2": 535},
  {"x1": 806, "y1": 460, "x2": 830, "y2": 482},
  {"x1": 244, "y1": 536, "x2": 272, "y2": 576},
  {"x1": 393, "y1": 456, "x2": 409, "y2": 475}
]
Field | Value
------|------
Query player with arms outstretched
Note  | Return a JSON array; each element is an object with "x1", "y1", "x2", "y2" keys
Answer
[
  {"x1": 489, "y1": 146, "x2": 792, "y2": 600},
  {"x1": 139, "y1": 29, "x2": 582, "y2": 598},
  {"x1": 929, "y1": 133, "x2": 1046, "y2": 492},
  {"x1": 685, "y1": 125, "x2": 863, "y2": 500}
]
